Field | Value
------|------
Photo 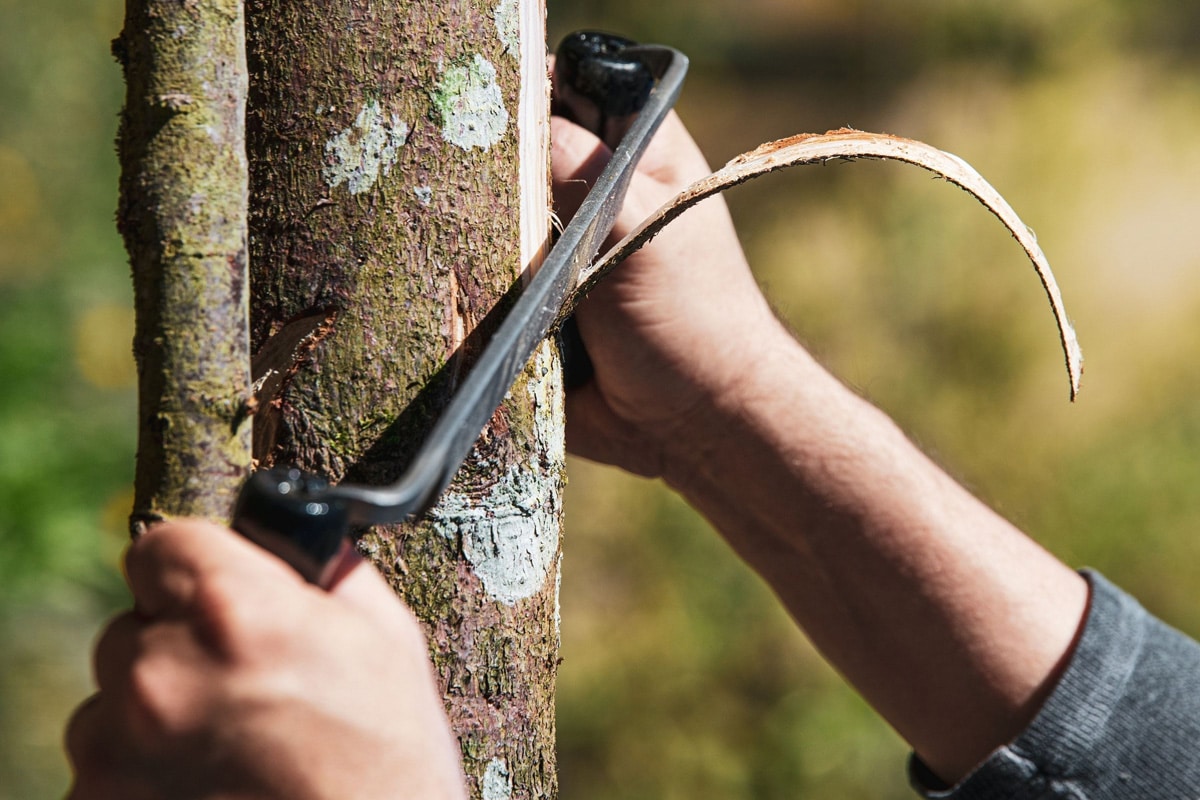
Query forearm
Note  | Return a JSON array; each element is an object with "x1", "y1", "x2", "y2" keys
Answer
[{"x1": 661, "y1": 316, "x2": 1088, "y2": 784}]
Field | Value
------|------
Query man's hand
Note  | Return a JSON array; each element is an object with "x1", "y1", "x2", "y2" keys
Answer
[
  {"x1": 65, "y1": 520, "x2": 466, "y2": 800},
  {"x1": 552, "y1": 113, "x2": 784, "y2": 480}
]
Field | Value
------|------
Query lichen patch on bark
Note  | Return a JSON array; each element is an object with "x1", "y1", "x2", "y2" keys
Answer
[
  {"x1": 530, "y1": 345, "x2": 565, "y2": 467},
  {"x1": 322, "y1": 100, "x2": 409, "y2": 195},
  {"x1": 430, "y1": 460, "x2": 557, "y2": 605},
  {"x1": 493, "y1": 0, "x2": 519, "y2": 58},
  {"x1": 481, "y1": 758, "x2": 513, "y2": 800},
  {"x1": 428, "y1": 343, "x2": 564, "y2": 606},
  {"x1": 433, "y1": 54, "x2": 509, "y2": 151}
]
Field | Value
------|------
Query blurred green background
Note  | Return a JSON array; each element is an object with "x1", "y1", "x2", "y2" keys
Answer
[{"x1": 2, "y1": 0, "x2": 1199, "y2": 797}]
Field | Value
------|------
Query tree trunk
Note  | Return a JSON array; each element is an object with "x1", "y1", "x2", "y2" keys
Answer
[
  {"x1": 115, "y1": 0, "x2": 252, "y2": 531},
  {"x1": 245, "y1": 1, "x2": 560, "y2": 798}
]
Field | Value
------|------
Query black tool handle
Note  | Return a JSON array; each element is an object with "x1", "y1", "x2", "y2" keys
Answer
[
  {"x1": 231, "y1": 467, "x2": 352, "y2": 587},
  {"x1": 553, "y1": 31, "x2": 658, "y2": 388},
  {"x1": 554, "y1": 31, "x2": 656, "y2": 146}
]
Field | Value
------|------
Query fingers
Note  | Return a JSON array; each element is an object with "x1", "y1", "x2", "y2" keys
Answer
[
  {"x1": 551, "y1": 108, "x2": 710, "y2": 192},
  {"x1": 65, "y1": 691, "x2": 166, "y2": 800},
  {"x1": 630, "y1": 109, "x2": 713, "y2": 188},
  {"x1": 551, "y1": 109, "x2": 715, "y2": 242},
  {"x1": 64, "y1": 693, "x2": 106, "y2": 776},
  {"x1": 88, "y1": 606, "x2": 212, "y2": 745},
  {"x1": 63, "y1": 693, "x2": 155, "y2": 799},
  {"x1": 70, "y1": 516, "x2": 447, "y2": 799},
  {"x1": 124, "y1": 519, "x2": 302, "y2": 619},
  {"x1": 550, "y1": 115, "x2": 611, "y2": 221},
  {"x1": 124, "y1": 518, "x2": 416, "y2": 656},
  {"x1": 549, "y1": 115, "x2": 667, "y2": 246},
  {"x1": 124, "y1": 521, "x2": 216, "y2": 618},
  {"x1": 91, "y1": 611, "x2": 141, "y2": 693}
]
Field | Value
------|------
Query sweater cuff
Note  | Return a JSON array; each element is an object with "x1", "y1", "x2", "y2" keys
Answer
[{"x1": 907, "y1": 570, "x2": 1144, "y2": 799}]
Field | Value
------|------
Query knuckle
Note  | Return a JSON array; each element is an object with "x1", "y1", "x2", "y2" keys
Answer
[
  {"x1": 124, "y1": 521, "x2": 178, "y2": 575},
  {"x1": 91, "y1": 611, "x2": 138, "y2": 691},
  {"x1": 64, "y1": 696, "x2": 156, "y2": 798},
  {"x1": 124, "y1": 653, "x2": 192, "y2": 743},
  {"x1": 190, "y1": 569, "x2": 258, "y2": 655},
  {"x1": 125, "y1": 660, "x2": 169, "y2": 738},
  {"x1": 64, "y1": 695, "x2": 102, "y2": 768},
  {"x1": 191, "y1": 567, "x2": 300, "y2": 663}
]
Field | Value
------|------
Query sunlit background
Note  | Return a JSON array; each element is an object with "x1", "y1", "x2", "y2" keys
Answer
[{"x1": 3, "y1": 0, "x2": 1199, "y2": 797}]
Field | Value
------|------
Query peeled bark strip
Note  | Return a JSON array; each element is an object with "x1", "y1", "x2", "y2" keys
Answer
[
  {"x1": 115, "y1": 0, "x2": 252, "y2": 529},
  {"x1": 574, "y1": 128, "x2": 1083, "y2": 401},
  {"x1": 245, "y1": 1, "x2": 559, "y2": 796}
]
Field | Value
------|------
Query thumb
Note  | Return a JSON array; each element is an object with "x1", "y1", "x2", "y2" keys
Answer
[
  {"x1": 551, "y1": 115, "x2": 611, "y2": 223},
  {"x1": 325, "y1": 547, "x2": 422, "y2": 641}
]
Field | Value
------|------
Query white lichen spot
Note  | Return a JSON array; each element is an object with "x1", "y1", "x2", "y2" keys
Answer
[
  {"x1": 414, "y1": 186, "x2": 433, "y2": 206},
  {"x1": 427, "y1": 343, "x2": 564, "y2": 606},
  {"x1": 433, "y1": 54, "x2": 508, "y2": 151},
  {"x1": 323, "y1": 100, "x2": 409, "y2": 195},
  {"x1": 530, "y1": 345, "x2": 566, "y2": 469},
  {"x1": 429, "y1": 462, "x2": 558, "y2": 605},
  {"x1": 481, "y1": 759, "x2": 512, "y2": 800},
  {"x1": 493, "y1": 0, "x2": 520, "y2": 58}
]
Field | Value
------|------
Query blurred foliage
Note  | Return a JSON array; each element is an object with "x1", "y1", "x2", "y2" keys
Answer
[
  {"x1": 0, "y1": 0, "x2": 132, "y2": 795},
  {"x1": 2, "y1": 0, "x2": 1199, "y2": 796}
]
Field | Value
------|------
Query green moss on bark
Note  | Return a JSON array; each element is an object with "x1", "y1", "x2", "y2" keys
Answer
[{"x1": 117, "y1": 0, "x2": 252, "y2": 528}]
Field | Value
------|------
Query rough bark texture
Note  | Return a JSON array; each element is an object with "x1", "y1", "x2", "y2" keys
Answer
[
  {"x1": 245, "y1": 1, "x2": 560, "y2": 798},
  {"x1": 115, "y1": 0, "x2": 252, "y2": 529}
]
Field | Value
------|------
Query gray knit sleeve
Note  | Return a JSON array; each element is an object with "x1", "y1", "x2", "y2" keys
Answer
[{"x1": 909, "y1": 570, "x2": 1200, "y2": 799}]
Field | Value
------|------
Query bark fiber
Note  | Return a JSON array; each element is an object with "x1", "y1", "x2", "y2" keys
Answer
[
  {"x1": 245, "y1": 1, "x2": 560, "y2": 797},
  {"x1": 116, "y1": 0, "x2": 252, "y2": 528}
]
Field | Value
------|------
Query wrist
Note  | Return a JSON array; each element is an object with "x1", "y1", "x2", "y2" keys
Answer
[{"x1": 657, "y1": 315, "x2": 826, "y2": 498}]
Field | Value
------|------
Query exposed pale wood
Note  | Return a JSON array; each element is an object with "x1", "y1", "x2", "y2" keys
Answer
[{"x1": 519, "y1": 0, "x2": 552, "y2": 277}]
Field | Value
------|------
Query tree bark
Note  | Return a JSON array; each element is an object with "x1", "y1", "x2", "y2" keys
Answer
[
  {"x1": 115, "y1": 0, "x2": 252, "y2": 530},
  {"x1": 245, "y1": 1, "x2": 560, "y2": 798}
]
